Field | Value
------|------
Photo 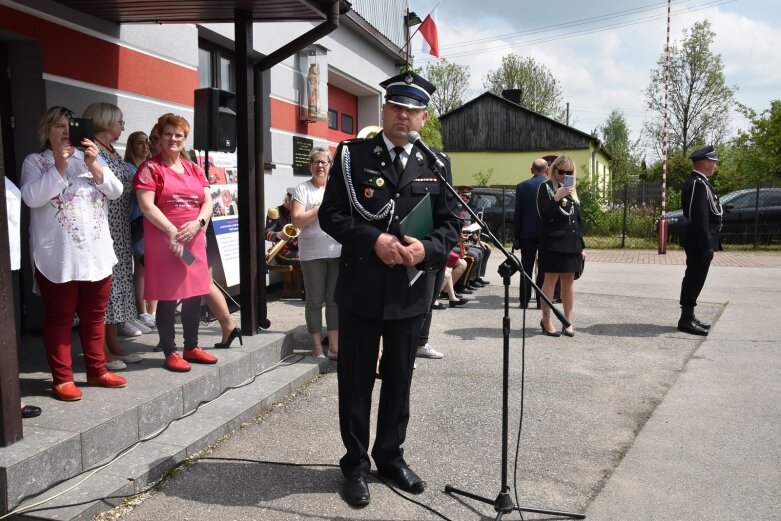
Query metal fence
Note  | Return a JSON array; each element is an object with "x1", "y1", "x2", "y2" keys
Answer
[{"x1": 482, "y1": 179, "x2": 781, "y2": 250}]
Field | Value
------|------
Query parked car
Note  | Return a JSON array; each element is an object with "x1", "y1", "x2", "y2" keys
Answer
[
  {"x1": 467, "y1": 187, "x2": 515, "y2": 241},
  {"x1": 656, "y1": 187, "x2": 781, "y2": 243}
]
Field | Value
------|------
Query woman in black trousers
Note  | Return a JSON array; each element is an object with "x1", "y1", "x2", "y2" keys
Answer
[{"x1": 536, "y1": 155, "x2": 585, "y2": 337}]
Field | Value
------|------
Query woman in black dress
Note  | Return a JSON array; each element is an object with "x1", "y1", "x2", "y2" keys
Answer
[{"x1": 536, "y1": 155, "x2": 585, "y2": 337}]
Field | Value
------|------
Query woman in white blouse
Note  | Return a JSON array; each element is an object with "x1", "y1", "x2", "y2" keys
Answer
[
  {"x1": 20, "y1": 106, "x2": 127, "y2": 401},
  {"x1": 291, "y1": 147, "x2": 341, "y2": 359}
]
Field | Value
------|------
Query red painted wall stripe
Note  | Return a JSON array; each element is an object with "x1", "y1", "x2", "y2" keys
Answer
[
  {"x1": 0, "y1": 5, "x2": 197, "y2": 106},
  {"x1": 328, "y1": 84, "x2": 358, "y2": 143},
  {"x1": 270, "y1": 97, "x2": 329, "y2": 138}
]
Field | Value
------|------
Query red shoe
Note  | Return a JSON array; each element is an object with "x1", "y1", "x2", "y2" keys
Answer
[
  {"x1": 164, "y1": 352, "x2": 191, "y2": 372},
  {"x1": 183, "y1": 347, "x2": 218, "y2": 365},
  {"x1": 52, "y1": 382, "x2": 83, "y2": 401},
  {"x1": 87, "y1": 372, "x2": 127, "y2": 388}
]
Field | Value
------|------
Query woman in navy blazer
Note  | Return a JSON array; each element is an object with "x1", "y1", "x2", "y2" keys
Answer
[{"x1": 536, "y1": 155, "x2": 585, "y2": 337}]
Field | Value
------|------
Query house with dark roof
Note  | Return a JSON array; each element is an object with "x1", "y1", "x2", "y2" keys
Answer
[{"x1": 440, "y1": 90, "x2": 611, "y2": 195}]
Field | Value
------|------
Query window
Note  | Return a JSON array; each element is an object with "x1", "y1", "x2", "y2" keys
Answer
[
  {"x1": 198, "y1": 42, "x2": 235, "y2": 92},
  {"x1": 341, "y1": 113, "x2": 354, "y2": 134},
  {"x1": 328, "y1": 109, "x2": 338, "y2": 130}
]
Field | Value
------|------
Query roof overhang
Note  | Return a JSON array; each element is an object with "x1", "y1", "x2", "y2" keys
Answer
[{"x1": 51, "y1": 0, "x2": 350, "y2": 24}]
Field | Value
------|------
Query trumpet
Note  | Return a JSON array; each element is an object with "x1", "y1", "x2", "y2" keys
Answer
[{"x1": 265, "y1": 223, "x2": 299, "y2": 264}]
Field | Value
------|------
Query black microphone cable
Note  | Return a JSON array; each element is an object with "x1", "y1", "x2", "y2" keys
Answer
[{"x1": 1, "y1": 354, "x2": 309, "y2": 519}]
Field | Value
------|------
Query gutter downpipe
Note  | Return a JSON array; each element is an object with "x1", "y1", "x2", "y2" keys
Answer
[
  {"x1": 591, "y1": 140, "x2": 601, "y2": 194},
  {"x1": 249, "y1": 1, "x2": 344, "y2": 331}
]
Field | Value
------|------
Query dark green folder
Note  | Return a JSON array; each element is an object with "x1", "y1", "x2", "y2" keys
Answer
[{"x1": 400, "y1": 193, "x2": 433, "y2": 286}]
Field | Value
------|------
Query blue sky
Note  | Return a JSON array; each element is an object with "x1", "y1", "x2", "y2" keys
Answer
[{"x1": 409, "y1": 0, "x2": 781, "y2": 151}]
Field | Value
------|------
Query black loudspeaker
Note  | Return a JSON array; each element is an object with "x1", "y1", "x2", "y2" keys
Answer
[{"x1": 194, "y1": 88, "x2": 237, "y2": 152}]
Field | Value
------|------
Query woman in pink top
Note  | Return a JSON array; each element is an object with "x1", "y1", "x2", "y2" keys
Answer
[{"x1": 133, "y1": 114, "x2": 216, "y2": 372}]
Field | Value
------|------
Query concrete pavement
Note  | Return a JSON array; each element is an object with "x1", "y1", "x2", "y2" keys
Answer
[{"x1": 10, "y1": 249, "x2": 779, "y2": 521}]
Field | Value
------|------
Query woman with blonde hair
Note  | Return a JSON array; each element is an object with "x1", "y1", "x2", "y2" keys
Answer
[
  {"x1": 536, "y1": 155, "x2": 585, "y2": 337},
  {"x1": 291, "y1": 146, "x2": 341, "y2": 359},
  {"x1": 20, "y1": 106, "x2": 126, "y2": 400}
]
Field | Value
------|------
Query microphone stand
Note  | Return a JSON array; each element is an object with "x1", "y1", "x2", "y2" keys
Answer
[{"x1": 432, "y1": 166, "x2": 584, "y2": 520}]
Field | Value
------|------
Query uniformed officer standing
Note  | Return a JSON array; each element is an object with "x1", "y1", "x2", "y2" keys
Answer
[
  {"x1": 319, "y1": 71, "x2": 461, "y2": 506},
  {"x1": 678, "y1": 145, "x2": 722, "y2": 336}
]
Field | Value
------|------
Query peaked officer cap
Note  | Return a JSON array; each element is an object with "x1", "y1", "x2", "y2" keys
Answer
[
  {"x1": 380, "y1": 71, "x2": 435, "y2": 109},
  {"x1": 689, "y1": 145, "x2": 718, "y2": 162}
]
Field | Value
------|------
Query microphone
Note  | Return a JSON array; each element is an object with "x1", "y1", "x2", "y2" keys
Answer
[{"x1": 407, "y1": 131, "x2": 446, "y2": 170}]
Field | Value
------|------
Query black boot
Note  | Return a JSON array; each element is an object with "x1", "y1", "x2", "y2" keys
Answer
[
  {"x1": 693, "y1": 317, "x2": 711, "y2": 330},
  {"x1": 678, "y1": 306, "x2": 708, "y2": 336}
]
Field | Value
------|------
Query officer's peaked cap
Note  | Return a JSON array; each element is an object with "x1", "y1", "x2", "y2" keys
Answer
[{"x1": 380, "y1": 71, "x2": 435, "y2": 109}]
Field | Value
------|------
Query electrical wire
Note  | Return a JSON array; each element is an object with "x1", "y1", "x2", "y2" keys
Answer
[
  {"x1": 416, "y1": 0, "x2": 736, "y2": 62},
  {"x1": 1, "y1": 354, "x2": 308, "y2": 519}
]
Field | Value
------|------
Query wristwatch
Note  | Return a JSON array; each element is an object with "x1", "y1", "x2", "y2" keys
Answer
[{"x1": 198, "y1": 217, "x2": 206, "y2": 228}]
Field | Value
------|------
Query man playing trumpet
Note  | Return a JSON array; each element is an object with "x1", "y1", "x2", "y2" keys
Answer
[{"x1": 265, "y1": 187, "x2": 300, "y2": 265}]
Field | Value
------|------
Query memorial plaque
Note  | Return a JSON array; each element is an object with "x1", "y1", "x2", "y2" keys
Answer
[{"x1": 293, "y1": 136, "x2": 313, "y2": 176}]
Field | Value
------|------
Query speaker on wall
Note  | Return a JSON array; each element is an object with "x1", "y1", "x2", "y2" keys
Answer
[{"x1": 194, "y1": 88, "x2": 237, "y2": 152}]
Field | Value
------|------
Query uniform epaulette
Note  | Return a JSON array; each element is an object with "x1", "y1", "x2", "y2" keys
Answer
[{"x1": 341, "y1": 137, "x2": 366, "y2": 145}]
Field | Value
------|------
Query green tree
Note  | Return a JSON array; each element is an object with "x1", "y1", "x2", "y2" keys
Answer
[
  {"x1": 644, "y1": 21, "x2": 736, "y2": 157},
  {"x1": 419, "y1": 59, "x2": 471, "y2": 117},
  {"x1": 599, "y1": 109, "x2": 639, "y2": 188},
  {"x1": 483, "y1": 54, "x2": 566, "y2": 122},
  {"x1": 419, "y1": 111, "x2": 442, "y2": 150}
]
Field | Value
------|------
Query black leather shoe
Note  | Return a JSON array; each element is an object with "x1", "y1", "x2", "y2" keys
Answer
[
  {"x1": 460, "y1": 287, "x2": 474, "y2": 294},
  {"x1": 693, "y1": 317, "x2": 711, "y2": 330},
  {"x1": 343, "y1": 476, "x2": 370, "y2": 506},
  {"x1": 449, "y1": 298, "x2": 469, "y2": 308},
  {"x1": 678, "y1": 318, "x2": 708, "y2": 336},
  {"x1": 476, "y1": 277, "x2": 490, "y2": 285},
  {"x1": 21, "y1": 405, "x2": 42, "y2": 418},
  {"x1": 431, "y1": 302, "x2": 447, "y2": 310},
  {"x1": 378, "y1": 466, "x2": 427, "y2": 494},
  {"x1": 469, "y1": 282, "x2": 483, "y2": 289}
]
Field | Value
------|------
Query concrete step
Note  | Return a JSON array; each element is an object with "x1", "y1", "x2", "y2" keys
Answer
[{"x1": 1, "y1": 328, "x2": 328, "y2": 521}]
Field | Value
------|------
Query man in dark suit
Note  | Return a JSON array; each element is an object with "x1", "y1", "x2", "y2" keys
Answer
[
  {"x1": 319, "y1": 71, "x2": 461, "y2": 507},
  {"x1": 513, "y1": 158, "x2": 549, "y2": 308},
  {"x1": 678, "y1": 145, "x2": 722, "y2": 336}
]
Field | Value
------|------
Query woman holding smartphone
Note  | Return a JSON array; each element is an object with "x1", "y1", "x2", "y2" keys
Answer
[
  {"x1": 20, "y1": 106, "x2": 126, "y2": 400},
  {"x1": 536, "y1": 155, "x2": 585, "y2": 337},
  {"x1": 133, "y1": 113, "x2": 216, "y2": 372}
]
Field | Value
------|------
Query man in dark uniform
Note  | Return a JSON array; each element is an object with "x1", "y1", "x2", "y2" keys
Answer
[
  {"x1": 678, "y1": 145, "x2": 722, "y2": 336},
  {"x1": 319, "y1": 71, "x2": 461, "y2": 506},
  {"x1": 514, "y1": 158, "x2": 549, "y2": 308}
]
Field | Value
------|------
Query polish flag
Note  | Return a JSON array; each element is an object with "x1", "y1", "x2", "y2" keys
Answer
[{"x1": 420, "y1": 7, "x2": 440, "y2": 58}]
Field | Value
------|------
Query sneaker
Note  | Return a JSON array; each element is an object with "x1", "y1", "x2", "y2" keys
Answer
[
  {"x1": 129, "y1": 317, "x2": 152, "y2": 334},
  {"x1": 106, "y1": 359, "x2": 127, "y2": 371},
  {"x1": 117, "y1": 321, "x2": 142, "y2": 337},
  {"x1": 119, "y1": 352, "x2": 143, "y2": 364},
  {"x1": 164, "y1": 352, "x2": 191, "y2": 372},
  {"x1": 416, "y1": 343, "x2": 444, "y2": 359},
  {"x1": 182, "y1": 347, "x2": 218, "y2": 364},
  {"x1": 86, "y1": 372, "x2": 127, "y2": 388},
  {"x1": 137, "y1": 313, "x2": 156, "y2": 329}
]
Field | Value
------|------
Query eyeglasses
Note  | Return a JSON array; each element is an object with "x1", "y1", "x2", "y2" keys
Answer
[
  {"x1": 557, "y1": 170, "x2": 574, "y2": 176},
  {"x1": 118, "y1": 120, "x2": 126, "y2": 128},
  {"x1": 310, "y1": 160, "x2": 330, "y2": 166}
]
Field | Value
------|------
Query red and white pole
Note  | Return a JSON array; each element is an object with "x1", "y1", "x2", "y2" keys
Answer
[{"x1": 658, "y1": 0, "x2": 671, "y2": 254}]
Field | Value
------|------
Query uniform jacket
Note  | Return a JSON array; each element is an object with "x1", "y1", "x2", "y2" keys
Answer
[
  {"x1": 319, "y1": 132, "x2": 461, "y2": 320},
  {"x1": 536, "y1": 180, "x2": 585, "y2": 254},
  {"x1": 513, "y1": 174, "x2": 547, "y2": 243},
  {"x1": 681, "y1": 171, "x2": 722, "y2": 252}
]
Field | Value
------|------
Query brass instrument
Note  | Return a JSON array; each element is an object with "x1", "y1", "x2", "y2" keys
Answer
[{"x1": 265, "y1": 223, "x2": 299, "y2": 264}]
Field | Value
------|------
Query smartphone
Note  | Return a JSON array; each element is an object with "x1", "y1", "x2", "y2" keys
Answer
[
  {"x1": 563, "y1": 174, "x2": 574, "y2": 188},
  {"x1": 68, "y1": 118, "x2": 94, "y2": 147},
  {"x1": 182, "y1": 247, "x2": 196, "y2": 265}
]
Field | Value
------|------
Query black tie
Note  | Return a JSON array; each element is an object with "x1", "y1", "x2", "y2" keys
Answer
[{"x1": 393, "y1": 146, "x2": 405, "y2": 179}]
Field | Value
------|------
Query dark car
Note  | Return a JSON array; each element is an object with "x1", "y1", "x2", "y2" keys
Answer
[
  {"x1": 467, "y1": 187, "x2": 515, "y2": 241},
  {"x1": 657, "y1": 188, "x2": 781, "y2": 243}
]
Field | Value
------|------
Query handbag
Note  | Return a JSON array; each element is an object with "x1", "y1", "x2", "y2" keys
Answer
[{"x1": 575, "y1": 257, "x2": 585, "y2": 280}]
